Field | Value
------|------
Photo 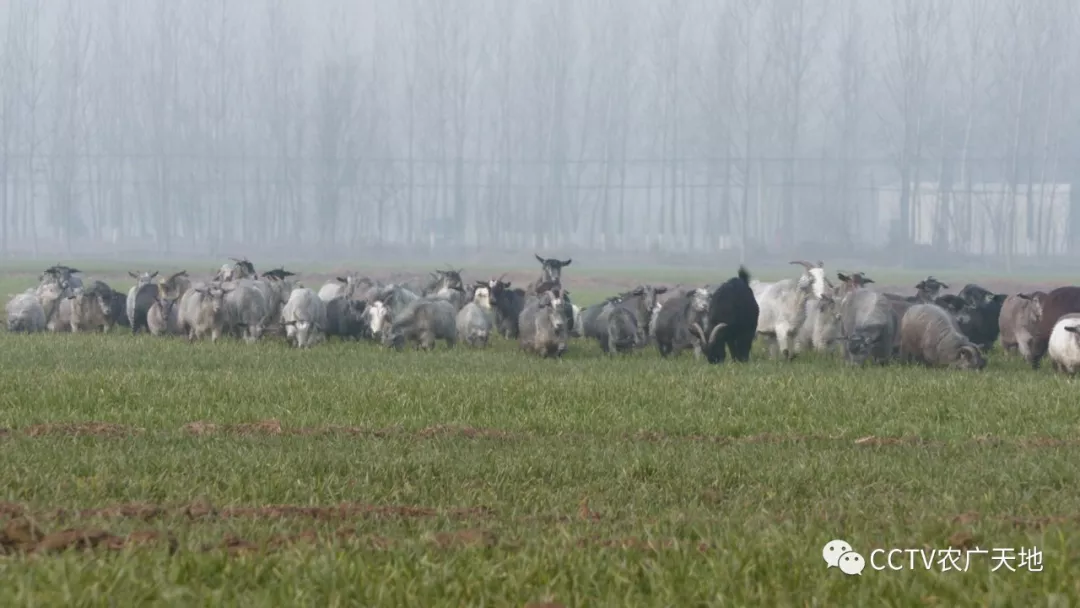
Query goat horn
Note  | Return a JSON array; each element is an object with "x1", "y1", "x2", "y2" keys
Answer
[
  {"x1": 689, "y1": 323, "x2": 704, "y2": 341},
  {"x1": 708, "y1": 322, "x2": 728, "y2": 345}
]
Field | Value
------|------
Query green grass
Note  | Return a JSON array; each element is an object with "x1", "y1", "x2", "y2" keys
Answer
[{"x1": 0, "y1": 313, "x2": 1077, "y2": 605}]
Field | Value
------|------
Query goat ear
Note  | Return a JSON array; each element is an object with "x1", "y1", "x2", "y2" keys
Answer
[
  {"x1": 837, "y1": 272, "x2": 849, "y2": 282},
  {"x1": 1065, "y1": 326, "x2": 1080, "y2": 334},
  {"x1": 863, "y1": 278, "x2": 875, "y2": 284}
]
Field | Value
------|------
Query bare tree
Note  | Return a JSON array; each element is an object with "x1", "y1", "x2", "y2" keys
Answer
[
  {"x1": 262, "y1": 0, "x2": 305, "y2": 246},
  {"x1": 765, "y1": 0, "x2": 826, "y2": 248},
  {"x1": 881, "y1": 0, "x2": 947, "y2": 266},
  {"x1": 833, "y1": 0, "x2": 866, "y2": 245},
  {"x1": 730, "y1": 0, "x2": 769, "y2": 261},
  {"x1": 950, "y1": 0, "x2": 994, "y2": 256},
  {"x1": 46, "y1": 0, "x2": 94, "y2": 252},
  {"x1": 649, "y1": 0, "x2": 688, "y2": 251}
]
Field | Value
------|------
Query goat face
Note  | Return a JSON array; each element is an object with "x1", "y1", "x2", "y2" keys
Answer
[
  {"x1": 365, "y1": 301, "x2": 392, "y2": 338},
  {"x1": 535, "y1": 254, "x2": 571, "y2": 284}
]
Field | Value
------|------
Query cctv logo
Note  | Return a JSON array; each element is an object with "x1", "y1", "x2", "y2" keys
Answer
[{"x1": 822, "y1": 540, "x2": 866, "y2": 576}]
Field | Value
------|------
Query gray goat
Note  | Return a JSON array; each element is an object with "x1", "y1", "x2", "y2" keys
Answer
[
  {"x1": 612, "y1": 285, "x2": 668, "y2": 342},
  {"x1": 5, "y1": 291, "x2": 47, "y2": 333},
  {"x1": 518, "y1": 287, "x2": 569, "y2": 358},
  {"x1": 215, "y1": 257, "x2": 257, "y2": 282},
  {"x1": 282, "y1": 287, "x2": 328, "y2": 348},
  {"x1": 225, "y1": 280, "x2": 271, "y2": 342},
  {"x1": 147, "y1": 292, "x2": 182, "y2": 336},
  {"x1": 324, "y1": 296, "x2": 368, "y2": 340},
  {"x1": 605, "y1": 306, "x2": 645, "y2": 355},
  {"x1": 178, "y1": 285, "x2": 227, "y2": 342},
  {"x1": 899, "y1": 304, "x2": 986, "y2": 370},
  {"x1": 125, "y1": 270, "x2": 159, "y2": 327},
  {"x1": 652, "y1": 288, "x2": 711, "y2": 358},
  {"x1": 383, "y1": 298, "x2": 457, "y2": 350},
  {"x1": 67, "y1": 285, "x2": 112, "y2": 333},
  {"x1": 455, "y1": 287, "x2": 494, "y2": 348},
  {"x1": 837, "y1": 288, "x2": 897, "y2": 366},
  {"x1": 998, "y1": 292, "x2": 1045, "y2": 365}
]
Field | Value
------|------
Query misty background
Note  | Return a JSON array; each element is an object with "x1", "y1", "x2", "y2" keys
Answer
[{"x1": 0, "y1": 0, "x2": 1077, "y2": 270}]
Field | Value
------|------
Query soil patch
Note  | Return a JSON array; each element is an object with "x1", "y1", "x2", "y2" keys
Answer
[
  {"x1": 22, "y1": 423, "x2": 143, "y2": 438},
  {"x1": 179, "y1": 420, "x2": 520, "y2": 440},
  {"x1": 0, "y1": 517, "x2": 178, "y2": 555},
  {"x1": 853, "y1": 435, "x2": 939, "y2": 447},
  {"x1": 39, "y1": 501, "x2": 496, "y2": 524}
]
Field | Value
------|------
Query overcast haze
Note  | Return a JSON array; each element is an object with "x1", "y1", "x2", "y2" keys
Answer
[{"x1": 0, "y1": 0, "x2": 1077, "y2": 269}]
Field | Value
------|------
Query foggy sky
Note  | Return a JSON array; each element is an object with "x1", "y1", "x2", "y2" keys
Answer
[{"x1": 0, "y1": 0, "x2": 1076, "y2": 268}]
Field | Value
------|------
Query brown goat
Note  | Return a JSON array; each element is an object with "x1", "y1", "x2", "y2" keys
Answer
[{"x1": 1029, "y1": 286, "x2": 1080, "y2": 369}]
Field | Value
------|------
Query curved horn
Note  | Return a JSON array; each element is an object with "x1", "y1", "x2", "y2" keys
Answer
[
  {"x1": 534, "y1": 253, "x2": 545, "y2": 263},
  {"x1": 689, "y1": 322, "x2": 705, "y2": 342},
  {"x1": 708, "y1": 322, "x2": 727, "y2": 345},
  {"x1": 789, "y1": 260, "x2": 814, "y2": 270}
]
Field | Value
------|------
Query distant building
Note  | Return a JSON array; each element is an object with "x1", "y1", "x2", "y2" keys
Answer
[{"x1": 870, "y1": 181, "x2": 1072, "y2": 256}]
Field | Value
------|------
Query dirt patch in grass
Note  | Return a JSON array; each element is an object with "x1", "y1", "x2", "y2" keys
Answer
[
  {"x1": 627, "y1": 430, "x2": 831, "y2": 445},
  {"x1": 416, "y1": 425, "x2": 518, "y2": 440},
  {"x1": 218, "y1": 503, "x2": 495, "y2": 521},
  {"x1": 951, "y1": 511, "x2": 1080, "y2": 529},
  {"x1": 2, "y1": 515, "x2": 714, "y2": 558},
  {"x1": 853, "y1": 435, "x2": 939, "y2": 447},
  {"x1": 21, "y1": 422, "x2": 143, "y2": 438},
  {"x1": 0, "y1": 517, "x2": 178, "y2": 555},
  {"x1": 178, "y1": 420, "x2": 518, "y2": 440},
  {"x1": 27, "y1": 501, "x2": 498, "y2": 524},
  {"x1": 181, "y1": 419, "x2": 283, "y2": 436}
]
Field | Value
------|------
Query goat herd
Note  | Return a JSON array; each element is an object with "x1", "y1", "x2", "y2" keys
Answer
[{"x1": 4, "y1": 256, "x2": 1080, "y2": 374}]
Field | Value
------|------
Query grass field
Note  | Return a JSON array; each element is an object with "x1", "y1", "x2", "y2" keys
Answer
[{"x1": 0, "y1": 264, "x2": 1076, "y2": 605}]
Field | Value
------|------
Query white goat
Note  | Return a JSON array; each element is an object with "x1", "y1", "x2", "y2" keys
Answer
[
  {"x1": 753, "y1": 260, "x2": 831, "y2": 359},
  {"x1": 1047, "y1": 313, "x2": 1080, "y2": 375}
]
